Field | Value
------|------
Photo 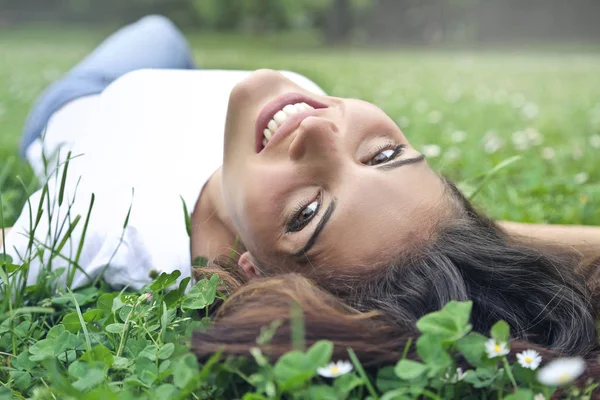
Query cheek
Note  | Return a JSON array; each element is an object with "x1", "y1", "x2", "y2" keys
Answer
[{"x1": 236, "y1": 167, "x2": 292, "y2": 231}]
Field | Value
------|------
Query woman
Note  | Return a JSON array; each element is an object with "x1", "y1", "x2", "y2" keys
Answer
[{"x1": 3, "y1": 16, "x2": 599, "y2": 367}]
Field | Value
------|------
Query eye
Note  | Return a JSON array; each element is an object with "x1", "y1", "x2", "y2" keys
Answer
[
  {"x1": 286, "y1": 192, "x2": 322, "y2": 233},
  {"x1": 366, "y1": 144, "x2": 405, "y2": 166}
]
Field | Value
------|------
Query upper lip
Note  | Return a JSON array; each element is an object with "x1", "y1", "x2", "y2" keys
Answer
[{"x1": 255, "y1": 92, "x2": 328, "y2": 153}]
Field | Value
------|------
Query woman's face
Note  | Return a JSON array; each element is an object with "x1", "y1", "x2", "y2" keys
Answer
[{"x1": 221, "y1": 70, "x2": 449, "y2": 274}]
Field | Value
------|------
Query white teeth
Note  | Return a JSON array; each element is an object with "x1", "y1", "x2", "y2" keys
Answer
[
  {"x1": 267, "y1": 119, "x2": 278, "y2": 133},
  {"x1": 273, "y1": 110, "x2": 287, "y2": 124},
  {"x1": 262, "y1": 102, "x2": 316, "y2": 145},
  {"x1": 282, "y1": 104, "x2": 299, "y2": 116}
]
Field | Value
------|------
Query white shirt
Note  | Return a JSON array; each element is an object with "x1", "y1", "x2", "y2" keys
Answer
[{"x1": 4, "y1": 69, "x2": 325, "y2": 290}]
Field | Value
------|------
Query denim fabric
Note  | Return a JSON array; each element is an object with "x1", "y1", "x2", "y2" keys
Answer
[{"x1": 20, "y1": 15, "x2": 196, "y2": 157}]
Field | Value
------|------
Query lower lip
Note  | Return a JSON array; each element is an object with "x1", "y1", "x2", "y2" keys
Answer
[{"x1": 255, "y1": 93, "x2": 327, "y2": 153}]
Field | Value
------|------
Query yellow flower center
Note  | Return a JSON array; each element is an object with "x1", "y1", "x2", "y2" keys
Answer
[
  {"x1": 331, "y1": 366, "x2": 340, "y2": 375},
  {"x1": 494, "y1": 344, "x2": 501, "y2": 353},
  {"x1": 557, "y1": 373, "x2": 572, "y2": 384},
  {"x1": 525, "y1": 357, "x2": 532, "y2": 363}
]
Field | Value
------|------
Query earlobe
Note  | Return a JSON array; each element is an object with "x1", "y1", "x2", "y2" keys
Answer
[{"x1": 238, "y1": 251, "x2": 260, "y2": 278}]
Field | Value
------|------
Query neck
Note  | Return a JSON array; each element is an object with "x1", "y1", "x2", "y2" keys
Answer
[{"x1": 190, "y1": 167, "x2": 240, "y2": 264}]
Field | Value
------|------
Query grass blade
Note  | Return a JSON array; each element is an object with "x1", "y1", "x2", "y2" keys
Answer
[{"x1": 58, "y1": 151, "x2": 72, "y2": 206}]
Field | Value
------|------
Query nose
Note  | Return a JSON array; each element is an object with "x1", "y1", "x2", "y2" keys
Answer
[{"x1": 288, "y1": 116, "x2": 342, "y2": 165}]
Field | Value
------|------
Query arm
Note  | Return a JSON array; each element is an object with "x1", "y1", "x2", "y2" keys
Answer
[{"x1": 499, "y1": 221, "x2": 600, "y2": 260}]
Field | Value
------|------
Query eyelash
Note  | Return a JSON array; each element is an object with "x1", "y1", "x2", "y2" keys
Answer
[
  {"x1": 286, "y1": 190, "x2": 322, "y2": 233},
  {"x1": 286, "y1": 142, "x2": 405, "y2": 233},
  {"x1": 365, "y1": 142, "x2": 406, "y2": 165}
]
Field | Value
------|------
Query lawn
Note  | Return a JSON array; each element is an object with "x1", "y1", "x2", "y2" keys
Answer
[
  {"x1": 1, "y1": 28, "x2": 599, "y2": 227},
  {"x1": 0, "y1": 27, "x2": 599, "y2": 399}
]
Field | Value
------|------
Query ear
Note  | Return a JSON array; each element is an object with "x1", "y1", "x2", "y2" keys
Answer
[{"x1": 238, "y1": 251, "x2": 260, "y2": 278}]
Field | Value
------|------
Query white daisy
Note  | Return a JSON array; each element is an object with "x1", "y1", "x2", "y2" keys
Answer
[
  {"x1": 445, "y1": 147, "x2": 461, "y2": 160},
  {"x1": 522, "y1": 102, "x2": 539, "y2": 120},
  {"x1": 396, "y1": 116, "x2": 410, "y2": 129},
  {"x1": 451, "y1": 130, "x2": 467, "y2": 143},
  {"x1": 572, "y1": 144, "x2": 584, "y2": 160},
  {"x1": 516, "y1": 349, "x2": 542, "y2": 370},
  {"x1": 445, "y1": 87, "x2": 462, "y2": 103},
  {"x1": 427, "y1": 110, "x2": 443, "y2": 124},
  {"x1": 482, "y1": 132, "x2": 504, "y2": 154},
  {"x1": 317, "y1": 360, "x2": 353, "y2": 378},
  {"x1": 541, "y1": 147, "x2": 555, "y2": 160},
  {"x1": 414, "y1": 99, "x2": 429, "y2": 114},
  {"x1": 537, "y1": 357, "x2": 585, "y2": 386},
  {"x1": 511, "y1": 130, "x2": 530, "y2": 150},
  {"x1": 422, "y1": 144, "x2": 441, "y2": 158},
  {"x1": 485, "y1": 339, "x2": 509, "y2": 358},
  {"x1": 533, "y1": 394, "x2": 545, "y2": 400},
  {"x1": 444, "y1": 367, "x2": 467, "y2": 383},
  {"x1": 525, "y1": 128, "x2": 544, "y2": 146},
  {"x1": 574, "y1": 172, "x2": 589, "y2": 185}
]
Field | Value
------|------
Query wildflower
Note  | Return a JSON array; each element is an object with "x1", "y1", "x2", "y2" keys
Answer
[
  {"x1": 444, "y1": 367, "x2": 467, "y2": 383},
  {"x1": 589, "y1": 134, "x2": 600, "y2": 149},
  {"x1": 482, "y1": 131, "x2": 504, "y2": 154},
  {"x1": 522, "y1": 102, "x2": 539, "y2": 120},
  {"x1": 414, "y1": 99, "x2": 429, "y2": 113},
  {"x1": 572, "y1": 144, "x2": 583, "y2": 160},
  {"x1": 525, "y1": 128, "x2": 543, "y2": 146},
  {"x1": 427, "y1": 110, "x2": 443, "y2": 124},
  {"x1": 511, "y1": 130, "x2": 530, "y2": 150},
  {"x1": 445, "y1": 87, "x2": 462, "y2": 103},
  {"x1": 533, "y1": 394, "x2": 546, "y2": 400},
  {"x1": 445, "y1": 147, "x2": 461, "y2": 160},
  {"x1": 541, "y1": 147, "x2": 555, "y2": 160},
  {"x1": 422, "y1": 144, "x2": 441, "y2": 158},
  {"x1": 537, "y1": 357, "x2": 585, "y2": 386},
  {"x1": 317, "y1": 360, "x2": 353, "y2": 378},
  {"x1": 396, "y1": 116, "x2": 410, "y2": 129},
  {"x1": 139, "y1": 293, "x2": 153, "y2": 302},
  {"x1": 451, "y1": 130, "x2": 467, "y2": 143},
  {"x1": 485, "y1": 338, "x2": 509, "y2": 358},
  {"x1": 517, "y1": 349, "x2": 542, "y2": 370},
  {"x1": 574, "y1": 172, "x2": 589, "y2": 185}
]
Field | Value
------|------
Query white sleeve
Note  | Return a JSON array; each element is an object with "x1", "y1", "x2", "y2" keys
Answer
[{"x1": 2, "y1": 182, "x2": 190, "y2": 291}]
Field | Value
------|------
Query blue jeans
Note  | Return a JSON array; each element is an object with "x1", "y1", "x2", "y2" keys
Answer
[{"x1": 20, "y1": 15, "x2": 196, "y2": 158}]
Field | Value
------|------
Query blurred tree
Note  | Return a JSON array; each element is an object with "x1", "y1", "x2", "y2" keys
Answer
[
  {"x1": 0, "y1": 0, "x2": 598, "y2": 45},
  {"x1": 324, "y1": 0, "x2": 352, "y2": 43}
]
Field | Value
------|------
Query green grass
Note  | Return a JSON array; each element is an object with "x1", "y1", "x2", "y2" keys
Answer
[
  {"x1": 1, "y1": 27, "x2": 599, "y2": 227},
  {"x1": 0, "y1": 28, "x2": 599, "y2": 399}
]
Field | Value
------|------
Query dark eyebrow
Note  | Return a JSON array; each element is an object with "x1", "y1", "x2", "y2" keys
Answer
[
  {"x1": 375, "y1": 154, "x2": 426, "y2": 171},
  {"x1": 292, "y1": 198, "x2": 337, "y2": 258}
]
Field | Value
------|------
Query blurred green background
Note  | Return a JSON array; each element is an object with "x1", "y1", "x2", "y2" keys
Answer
[{"x1": 1, "y1": 0, "x2": 599, "y2": 227}]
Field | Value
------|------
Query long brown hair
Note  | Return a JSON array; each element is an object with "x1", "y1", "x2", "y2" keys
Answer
[{"x1": 193, "y1": 179, "x2": 600, "y2": 378}]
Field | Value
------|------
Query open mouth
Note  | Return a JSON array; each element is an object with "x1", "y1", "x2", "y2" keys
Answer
[{"x1": 255, "y1": 93, "x2": 328, "y2": 153}]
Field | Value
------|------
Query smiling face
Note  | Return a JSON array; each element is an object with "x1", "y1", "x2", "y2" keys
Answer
[{"x1": 221, "y1": 70, "x2": 451, "y2": 275}]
